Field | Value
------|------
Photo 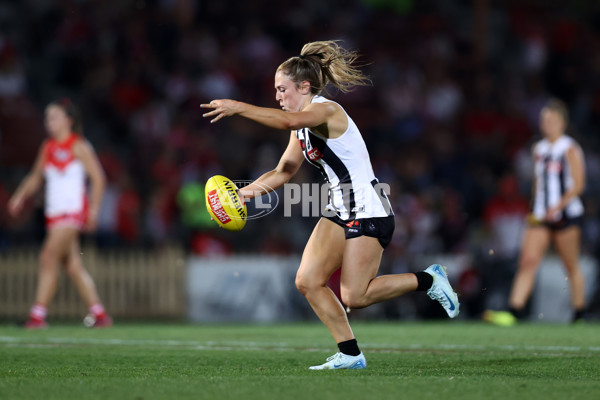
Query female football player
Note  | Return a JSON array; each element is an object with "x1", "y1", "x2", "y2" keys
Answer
[
  {"x1": 201, "y1": 40, "x2": 459, "y2": 369},
  {"x1": 8, "y1": 99, "x2": 112, "y2": 328},
  {"x1": 484, "y1": 99, "x2": 587, "y2": 325}
]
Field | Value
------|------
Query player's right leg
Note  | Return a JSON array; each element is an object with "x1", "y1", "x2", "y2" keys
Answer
[
  {"x1": 26, "y1": 226, "x2": 78, "y2": 329},
  {"x1": 296, "y1": 218, "x2": 348, "y2": 341},
  {"x1": 295, "y1": 218, "x2": 361, "y2": 369},
  {"x1": 484, "y1": 225, "x2": 550, "y2": 326},
  {"x1": 509, "y1": 226, "x2": 551, "y2": 311}
]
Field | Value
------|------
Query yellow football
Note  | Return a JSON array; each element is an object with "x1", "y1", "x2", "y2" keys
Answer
[{"x1": 205, "y1": 175, "x2": 247, "y2": 231}]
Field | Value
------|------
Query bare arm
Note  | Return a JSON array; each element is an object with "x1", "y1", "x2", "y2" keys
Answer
[
  {"x1": 8, "y1": 142, "x2": 46, "y2": 216},
  {"x1": 73, "y1": 139, "x2": 106, "y2": 231},
  {"x1": 565, "y1": 144, "x2": 586, "y2": 198},
  {"x1": 546, "y1": 144, "x2": 586, "y2": 220},
  {"x1": 528, "y1": 144, "x2": 539, "y2": 222},
  {"x1": 239, "y1": 132, "x2": 304, "y2": 200},
  {"x1": 200, "y1": 100, "x2": 337, "y2": 131}
]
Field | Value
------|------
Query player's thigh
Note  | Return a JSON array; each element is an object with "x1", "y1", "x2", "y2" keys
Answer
[
  {"x1": 64, "y1": 234, "x2": 84, "y2": 272},
  {"x1": 340, "y1": 235, "x2": 383, "y2": 295},
  {"x1": 297, "y1": 218, "x2": 346, "y2": 287},
  {"x1": 41, "y1": 227, "x2": 79, "y2": 262},
  {"x1": 553, "y1": 225, "x2": 581, "y2": 272},
  {"x1": 519, "y1": 226, "x2": 551, "y2": 266}
]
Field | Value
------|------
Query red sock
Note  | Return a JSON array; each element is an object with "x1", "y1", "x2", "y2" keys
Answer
[
  {"x1": 30, "y1": 303, "x2": 47, "y2": 322},
  {"x1": 89, "y1": 303, "x2": 106, "y2": 319}
]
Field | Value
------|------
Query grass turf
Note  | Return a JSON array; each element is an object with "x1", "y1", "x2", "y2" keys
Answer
[{"x1": 0, "y1": 321, "x2": 598, "y2": 400}]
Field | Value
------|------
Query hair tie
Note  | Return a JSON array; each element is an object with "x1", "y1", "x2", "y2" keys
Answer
[{"x1": 299, "y1": 53, "x2": 325, "y2": 60}]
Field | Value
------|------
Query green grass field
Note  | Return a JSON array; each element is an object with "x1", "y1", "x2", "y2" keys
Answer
[{"x1": 0, "y1": 321, "x2": 599, "y2": 400}]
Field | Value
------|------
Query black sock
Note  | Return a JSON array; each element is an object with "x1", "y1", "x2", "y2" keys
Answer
[
  {"x1": 573, "y1": 308, "x2": 586, "y2": 321},
  {"x1": 414, "y1": 272, "x2": 433, "y2": 292},
  {"x1": 338, "y1": 339, "x2": 361, "y2": 356},
  {"x1": 508, "y1": 306, "x2": 525, "y2": 319}
]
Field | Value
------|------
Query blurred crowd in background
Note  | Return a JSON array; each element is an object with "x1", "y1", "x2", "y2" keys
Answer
[{"x1": 1, "y1": 0, "x2": 600, "y2": 312}]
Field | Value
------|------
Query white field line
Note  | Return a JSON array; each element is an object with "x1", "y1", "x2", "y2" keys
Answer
[{"x1": 0, "y1": 336, "x2": 598, "y2": 354}]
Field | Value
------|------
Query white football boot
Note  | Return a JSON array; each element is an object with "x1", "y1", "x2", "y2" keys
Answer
[
  {"x1": 309, "y1": 352, "x2": 367, "y2": 370},
  {"x1": 425, "y1": 264, "x2": 460, "y2": 318}
]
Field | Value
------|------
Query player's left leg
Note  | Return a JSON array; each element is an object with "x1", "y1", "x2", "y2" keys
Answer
[
  {"x1": 339, "y1": 236, "x2": 459, "y2": 317},
  {"x1": 339, "y1": 236, "x2": 416, "y2": 308},
  {"x1": 25, "y1": 226, "x2": 79, "y2": 329},
  {"x1": 64, "y1": 235, "x2": 112, "y2": 327},
  {"x1": 553, "y1": 225, "x2": 586, "y2": 321}
]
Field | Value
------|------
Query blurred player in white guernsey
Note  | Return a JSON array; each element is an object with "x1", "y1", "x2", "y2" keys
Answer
[
  {"x1": 8, "y1": 99, "x2": 112, "y2": 329},
  {"x1": 202, "y1": 40, "x2": 460, "y2": 369},
  {"x1": 484, "y1": 98, "x2": 587, "y2": 325}
]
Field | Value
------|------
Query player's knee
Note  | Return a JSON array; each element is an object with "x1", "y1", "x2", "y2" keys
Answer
[
  {"x1": 64, "y1": 258, "x2": 83, "y2": 277},
  {"x1": 295, "y1": 270, "x2": 324, "y2": 296},
  {"x1": 295, "y1": 273, "x2": 311, "y2": 296},
  {"x1": 564, "y1": 263, "x2": 582, "y2": 276},
  {"x1": 39, "y1": 248, "x2": 59, "y2": 269},
  {"x1": 519, "y1": 253, "x2": 541, "y2": 271},
  {"x1": 341, "y1": 290, "x2": 368, "y2": 309}
]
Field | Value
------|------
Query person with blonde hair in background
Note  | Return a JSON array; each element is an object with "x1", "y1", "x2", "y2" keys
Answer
[
  {"x1": 484, "y1": 98, "x2": 587, "y2": 325},
  {"x1": 202, "y1": 40, "x2": 460, "y2": 369}
]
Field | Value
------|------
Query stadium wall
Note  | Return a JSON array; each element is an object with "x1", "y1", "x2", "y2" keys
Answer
[
  {"x1": 0, "y1": 246, "x2": 186, "y2": 319},
  {"x1": 0, "y1": 249, "x2": 596, "y2": 322}
]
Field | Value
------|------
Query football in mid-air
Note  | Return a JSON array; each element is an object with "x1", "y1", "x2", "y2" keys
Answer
[{"x1": 205, "y1": 175, "x2": 247, "y2": 231}]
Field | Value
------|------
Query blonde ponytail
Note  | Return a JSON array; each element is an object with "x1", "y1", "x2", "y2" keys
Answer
[{"x1": 278, "y1": 40, "x2": 371, "y2": 95}]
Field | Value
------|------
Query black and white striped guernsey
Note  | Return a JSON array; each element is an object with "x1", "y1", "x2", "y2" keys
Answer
[
  {"x1": 295, "y1": 95, "x2": 393, "y2": 220},
  {"x1": 532, "y1": 135, "x2": 584, "y2": 221}
]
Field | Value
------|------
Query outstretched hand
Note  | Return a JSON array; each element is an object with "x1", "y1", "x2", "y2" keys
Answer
[{"x1": 200, "y1": 100, "x2": 240, "y2": 123}]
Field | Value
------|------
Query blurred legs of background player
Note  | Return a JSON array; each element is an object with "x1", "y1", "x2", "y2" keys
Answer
[
  {"x1": 484, "y1": 223, "x2": 586, "y2": 325},
  {"x1": 26, "y1": 225, "x2": 112, "y2": 329}
]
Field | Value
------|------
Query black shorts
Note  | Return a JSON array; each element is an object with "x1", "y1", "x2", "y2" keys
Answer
[
  {"x1": 324, "y1": 215, "x2": 395, "y2": 249},
  {"x1": 528, "y1": 214, "x2": 583, "y2": 232}
]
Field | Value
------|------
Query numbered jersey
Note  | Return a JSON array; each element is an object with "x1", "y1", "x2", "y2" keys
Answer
[
  {"x1": 295, "y1": 96, "x2": 393, "y2": 220},
  {"x1": 43, "y1": 133, "x2": 86, "y2": 219},
  {"x1": 532, "y1": 135, "x2": 584, "y2": 220}
]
